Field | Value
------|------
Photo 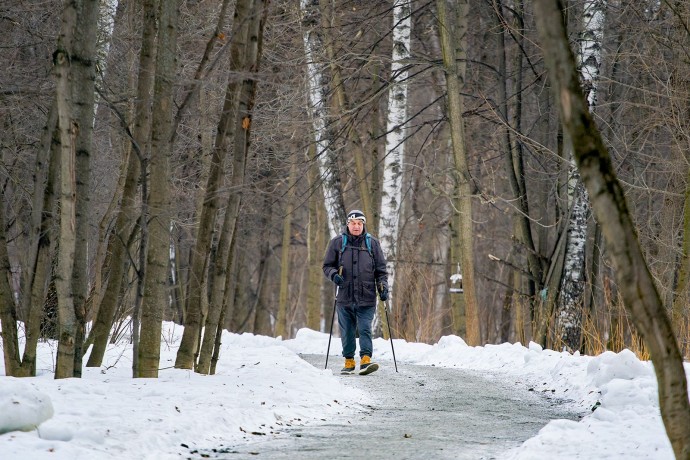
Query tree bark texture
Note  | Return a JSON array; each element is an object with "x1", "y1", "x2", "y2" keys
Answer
[
  {"x1": 306, "y1": 144, "x2": 324, "y2": 331},
  {"x1": 137, "y1": 0, "x2": 180, "y2": 378},
  {"x1": 18, "y1": 130, "x2": 60, "y2": 377},
  {"x1": 436, "y1": 0, "x2": 479, "y2": 345},
  {"x1": 87, "y1": 0, "x2": 158, "y2": 368},
  {"x1": 276, "y1": 160, "x2": 298, "y2": 338},
  {"x1": 534, "y1": 0, "x2": 690, "y2": 456},
  {"x1": 0, "y1": 186, "x2": 21, "y2": 376},
  {"x1": 556, "y1": 0, "x2": 604, "y2": 352},
  {"x1": 379, "y1": 0, "x2": 411, "y2": 300},
  {"x1": 177, "y1": 0, "x2": 255, "y2": 371},
  {"x1": 556, "y1": 176, "x2": 588, "y2": 351},
  {"x1": 319, "y1": 0, "x2": 373, "y2": 222},
  {"x1": 53, "y1": 0, "x2": 80, "y2": 380},
  {"x1": 300, "y1": 0, "x2": 346, "y2": 238},
  {"x1": 196, "y1": 0, "x2": 268, "y2": 374},
  {"x1": 70, "y1": 0, "x2": 100, "y2": 377}
]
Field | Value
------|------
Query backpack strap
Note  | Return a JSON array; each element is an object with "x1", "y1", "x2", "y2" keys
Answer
[
  {"x1": 365, "y1": 233, "x2": 372, "y2": 257},
  {"x1": 340, "y1": 233, "x2": 373, "y2": 257}
]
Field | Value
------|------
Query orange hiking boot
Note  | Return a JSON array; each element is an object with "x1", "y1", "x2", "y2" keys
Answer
[
  {"x1": 341, "y1": 358, "x2": 356, "y2": 375},
  {"x1": 359, "y1": 355, "x2": 379, "y2": 375}
]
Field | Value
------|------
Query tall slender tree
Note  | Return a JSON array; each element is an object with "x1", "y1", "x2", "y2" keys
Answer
[
  {"x1": 53, "y1": 0, "x2": 80, "y2": 379},
  {"x1": 534, "y1": 0, "x2": 690, "y2": 455},
  {"x1": 300, "y1": 0, "x2": 346, "y2": 237},
  {"x1": 436, "y1": 0, "x2": 479, "y2": 344},
  {"x1": 379, "y1": 0, "x2": 411, "y2": 303},
  {"x1": 556, "y1": 0, "x2": 605, "y2": 351},
  {"x1": 87, "y1": 0, "x2": 159, "y2": 368},
  {"x1": 196, "y1": 0, "x2": 269, "y2": 374},
  {"x1": 137, "y1": 0, "x2": 180, "y2": 378}
]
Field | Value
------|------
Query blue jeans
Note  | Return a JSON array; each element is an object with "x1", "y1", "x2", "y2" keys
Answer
[{"x1": 337, "y1": 304, "x2": 376, "y2": 358}]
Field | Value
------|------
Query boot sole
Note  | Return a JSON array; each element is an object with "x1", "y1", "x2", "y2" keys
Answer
[{"x1": 358, "y1": 363, "x2": 379, "y2": 375}]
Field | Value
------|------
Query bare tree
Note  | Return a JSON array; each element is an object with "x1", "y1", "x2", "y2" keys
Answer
[
  {"x1": 379, "y1": 0, "x2": 411, "y2": 304},
  {"x1": 137, "y1": 0, "x2": 181, "y2": 378},
  {"x1": 87, "y1": 0, "x2": 158, "y2": 368},
  {"x1": 436, "y1": 0, "x2": 479, "y2": 345},
  {"x1": 534, "y1": 0, "x2": 690, "y2": 455},
  {"x1": 300, "y1": 0, "x2": 346, "y2": 237},
  {"x1": 0, "y1": 184, "x2": 20, "y2": 375},
  {"x1": 196, "y1": 0, "x2": 269, "y2": 374}
]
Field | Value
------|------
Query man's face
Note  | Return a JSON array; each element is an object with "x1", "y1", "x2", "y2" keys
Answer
[{"x1": 347, "y1": 219, "x2": 364, "y2": 236}]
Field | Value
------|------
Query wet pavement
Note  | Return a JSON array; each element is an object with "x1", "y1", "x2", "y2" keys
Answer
[{"x1": 190, "y1": 354, "x2": 582, "y2": 459}]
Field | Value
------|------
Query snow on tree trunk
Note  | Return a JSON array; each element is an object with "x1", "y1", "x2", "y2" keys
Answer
[
  {"x1": 379, "y1": 0, "x2": 411, "y2": 297},
  {"x1": 300, "y1": 0, "x2": 345, "y2": 238},
  {"x1": 557, "y1": 0, "x2": 605, "y2": 351}
]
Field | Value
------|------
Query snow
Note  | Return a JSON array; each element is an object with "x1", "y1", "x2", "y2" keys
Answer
[{"x1": 1, "y1": 322, "x2": 686, "y2": 459}]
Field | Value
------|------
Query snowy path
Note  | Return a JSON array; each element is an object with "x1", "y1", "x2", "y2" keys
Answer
[{"x1": 192, "y1": 355, "x2": 582, "y2": 459}]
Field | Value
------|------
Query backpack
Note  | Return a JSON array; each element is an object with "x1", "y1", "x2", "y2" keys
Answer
[{"x1": 340, "y1": 233, "x2": 373, "y2": 258}]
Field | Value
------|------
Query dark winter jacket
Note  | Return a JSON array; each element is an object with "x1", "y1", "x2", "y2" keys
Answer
[{"x1": 322, "y1": 230, "x2": 389, "y2": 308}]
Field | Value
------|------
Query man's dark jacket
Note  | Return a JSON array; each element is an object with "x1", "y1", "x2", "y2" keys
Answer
[{"x1": 322, "y1": 230, "x2": 389, "y2": 308}]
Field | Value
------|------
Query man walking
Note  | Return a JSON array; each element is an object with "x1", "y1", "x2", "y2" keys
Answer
[{"x1": 323, "y1": 210, "x2": 389, "y2": 374}]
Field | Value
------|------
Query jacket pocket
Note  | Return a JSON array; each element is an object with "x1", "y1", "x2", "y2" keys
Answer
[{"x1": 362, "y1": 280, "x2": 377, "y2": 304}]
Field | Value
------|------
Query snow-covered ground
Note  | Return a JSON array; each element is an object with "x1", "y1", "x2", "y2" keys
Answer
[{"x1": 0, "y1": 323, "x2": 685, "y2": 459}]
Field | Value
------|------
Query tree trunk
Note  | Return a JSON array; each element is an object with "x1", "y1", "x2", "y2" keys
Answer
[
  {"x1": 136, "y1": 0, "x2": 180, "y2": 378},
  {"x1": 53, "y1": 0, "x2": 79, "y2": 380},
  {"x1": 70, "y1": 0, "x2": 99, "y2": 378},
  {"x1": 276, "y1": 160, "x2": 298, "y2": 338},
  {"x1": 319, "y1": 0, "x2": 373, "y2": 220},
  {"x1": 18, "y1": 128, "x2": 60, "y2": 377},
  {"x1": 534, "y1": 1, "x2": 690, "y2": 456},
  {"x1": 20, "y1": 101, "x2": 58, "y2": 367},
  {"x1": 196, "y1": 0, "x2": 268, "y2": 374},
  {"x1": 87, "y1": 0, "x2": 158, "y2": 368},
  {"x1": 436, "y1": 0, "x2": 479, "y2": 345},
  {"x1": 306, "y1": 144, "x2": 324, "y2": 330},
  {"x1": 176, "y1": 0, "x2": 255, "y2": 370},
  {"x1": 556, "y1": 176, "x2": 588, "y2": 350},
  {"x1": 379, "y1": 0, "x2": 411, "y2": 305},
  {"x1": 300, "y1": 0, "x2": 346, "y2": 237},
  {"x1": 0, "y1": 186, "x2": 21, "y2": 376},
  {"x1": 556, "y1": 0, "x2": 605, "y2": 352},
  {"x1": 492, "y1": 0, "x2": 542, "y2": 324},
  {"x1": 253, "y1": 237, "x2": 273, "y2": 336}
]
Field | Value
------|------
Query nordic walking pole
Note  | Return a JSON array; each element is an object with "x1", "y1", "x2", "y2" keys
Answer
[
  {"x1": 384, "y1": 299, "x2": 398, "y2": 372},
  {"x1": 325, "y1": 267, "x2": 342, "y2": 370}
]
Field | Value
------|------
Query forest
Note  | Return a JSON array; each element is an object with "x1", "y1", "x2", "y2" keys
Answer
[
  {"x1": 3, "y1": 0, "x2": 690, "y2": 454},
  {"x1": 1, "y1": 0, "x2": 690, "y2": 379}
]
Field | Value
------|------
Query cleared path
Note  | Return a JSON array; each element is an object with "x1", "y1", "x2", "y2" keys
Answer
[{"x1": 193, "y1": 355, "x2": 581, "y2": 459}]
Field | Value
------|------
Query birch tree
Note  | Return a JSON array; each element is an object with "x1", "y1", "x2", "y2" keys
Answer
[
  {"x1": 556, "y1": 0, "x2": 605, "y2": 351},
  {"x1": 300, "y1": 0, "x2": 346, "y2": 238},
  {"x1": 534, "y1": 1, "x2": 690, "y2": 455},
  {"x1": 379, "y1": 0, "x2": 411, "y2": 301}
]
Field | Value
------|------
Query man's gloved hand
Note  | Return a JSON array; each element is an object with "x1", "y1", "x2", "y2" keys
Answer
[
  {"x1": 332, "y1": 273, "x2": 344, "y2": 286},
  {"x1": 379, "y1": 286, "x2": 389, "y2": 301}
]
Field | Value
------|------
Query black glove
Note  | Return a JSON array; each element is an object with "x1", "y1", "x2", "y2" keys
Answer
[
  {"x1": 332, "y1": 273, "x2": 344, "y2": 286},
  {"x1": 379, "y1": 286, "x2": 389, "y2": 301}
]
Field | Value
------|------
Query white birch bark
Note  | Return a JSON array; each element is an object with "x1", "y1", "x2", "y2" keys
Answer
[
  {"x1": 557, "y1": 0, "x2": 605, "y2": 350},
  {"x1": 379, "y1": 0, "x2": 412, "y2": 296},
  {"x1": 300, "y1": 0, "x2": 345, "y2": 238}
]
